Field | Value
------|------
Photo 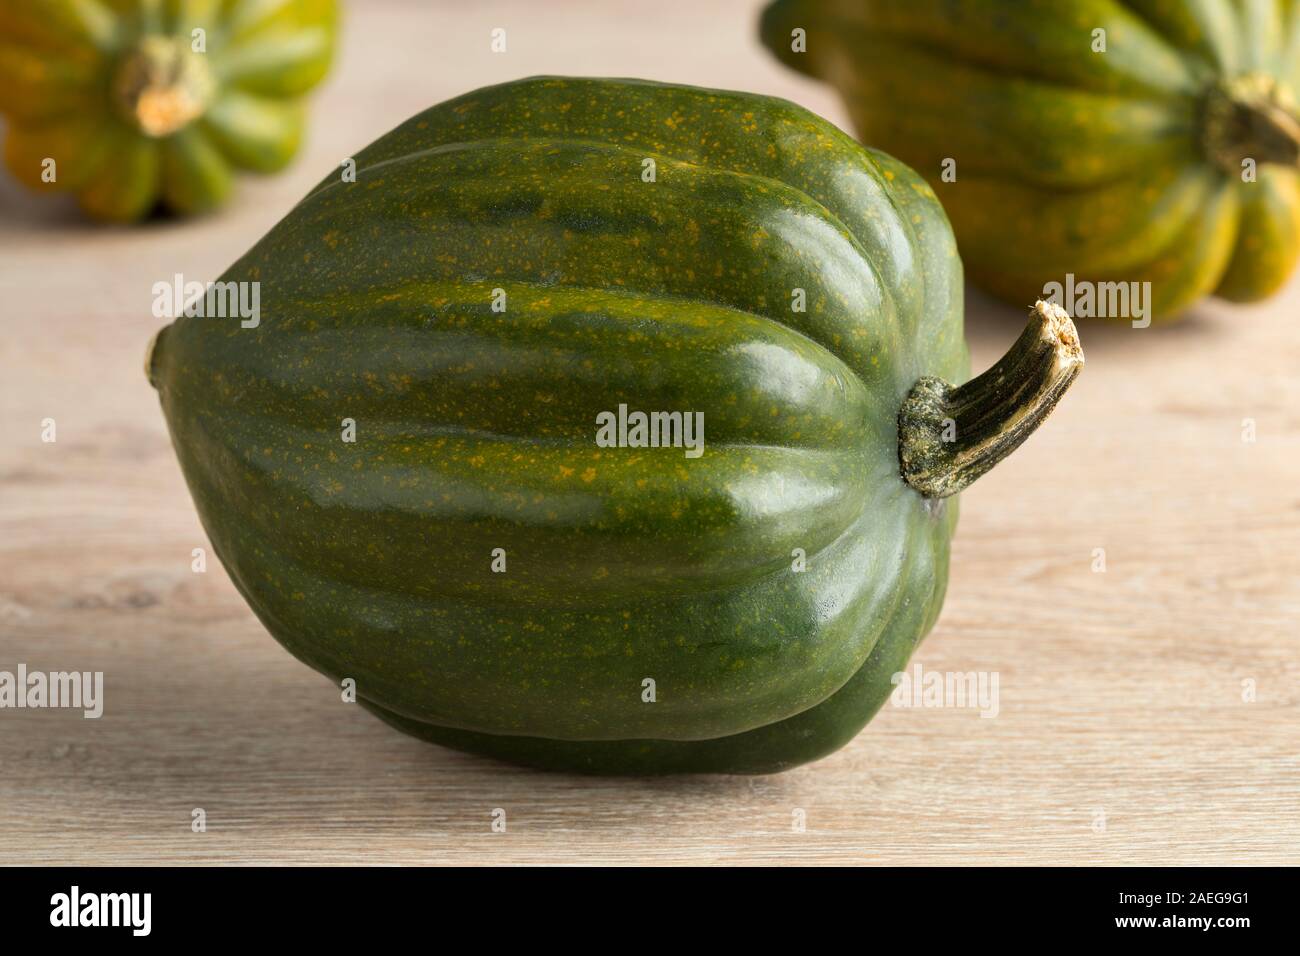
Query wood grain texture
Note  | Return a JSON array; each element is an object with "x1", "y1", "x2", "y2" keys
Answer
[{"x1": 1, "y1": 0, "x2": 1297, "y2": 866}]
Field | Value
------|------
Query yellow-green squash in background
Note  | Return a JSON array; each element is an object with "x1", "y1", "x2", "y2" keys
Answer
[
  {"x1": 0, "y1": 0, "x2": 337, "y2": 221},
  {"x1": 761, "y1": 0, "x2": 1300, "y2": 321}
]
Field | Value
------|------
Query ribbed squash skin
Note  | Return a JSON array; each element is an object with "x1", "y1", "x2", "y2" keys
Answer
[
  {"x1": 761, "y1": 0, "x2": 1300, "y2": 320},
  {"x1": 149, "y1": 77, "x2": 968, "y2": 774},
  {"x1": 0, "y1": 0, "x2": 337, "y2": 221}
]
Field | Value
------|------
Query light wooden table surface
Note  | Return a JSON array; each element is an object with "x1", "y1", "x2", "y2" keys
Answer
[{"x1": 2, "y1": 0, "x2": 1298, "y2": 866}]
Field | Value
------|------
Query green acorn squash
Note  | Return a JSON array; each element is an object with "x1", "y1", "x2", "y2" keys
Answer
[
  {"x1": 0, "y1": 0, "x2": 337, "y2": 221},
  {"x1": 146, "y1": 77, "x2": 1082, "y2": 774},
  {"x1": 760, "y1": 0, "x2": 1300, "y2": 321}
]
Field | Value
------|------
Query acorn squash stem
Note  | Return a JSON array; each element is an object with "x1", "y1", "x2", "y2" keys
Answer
[
  {"x1": 1203, "y1": 73, "x2": 1300, "y2": 172},
  {"x1": 898, "y1": 301, "x2": 1083, "y2": 499},
  {"x1": 111, "y1": 36, "x2": 216, "y2": 138}
]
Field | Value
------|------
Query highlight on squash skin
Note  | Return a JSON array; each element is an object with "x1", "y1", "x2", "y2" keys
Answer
[
  {"x1": 0, "y1": 0, "x2": 338, "y2": 222},
  {"x1": 144, "y1": 76, "x2": 1085, "y2": 774},
  {"x1": 758, "y1": 0, "x2": 1300, "y2": 322}
]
